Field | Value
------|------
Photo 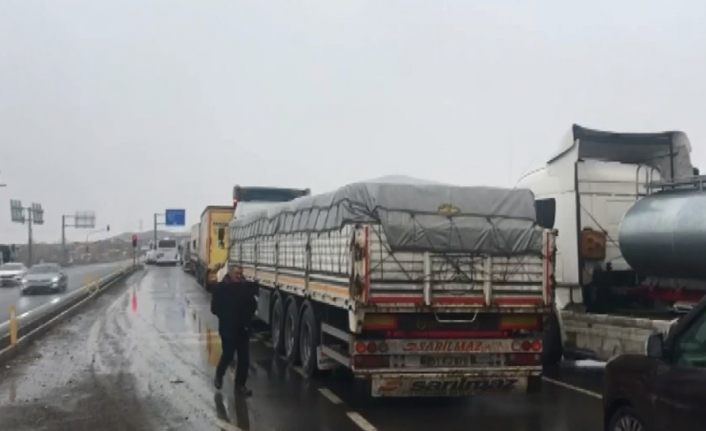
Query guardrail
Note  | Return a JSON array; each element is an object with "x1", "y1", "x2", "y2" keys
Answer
[{"x1": 0, "y1": 264, "x2": 140, "y2": 358}]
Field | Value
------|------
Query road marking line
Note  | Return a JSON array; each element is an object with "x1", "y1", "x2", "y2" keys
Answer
[
  {"x1": 215, "y1": 418, "x2": 242, "y2": 431},
  {"x1": 347, "y1": 411, "x2": 377, "y2": 431},
  {"x1": 542, "y1": 376, "x2": 602, "y2": 400},
  {"x1": 318, "y1": 387, "x2": 343, "y2": 405},
  {"x1": 292, "y1": 366, "x2": 307, "y2": 378}
]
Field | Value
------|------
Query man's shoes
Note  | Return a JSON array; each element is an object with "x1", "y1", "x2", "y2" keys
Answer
[
  {"x1": 235, "y1": 385, "x2": 252, "y2": 396},
  {"x1": 214, "y1": 375, "x2": 223, "y2": 390}
]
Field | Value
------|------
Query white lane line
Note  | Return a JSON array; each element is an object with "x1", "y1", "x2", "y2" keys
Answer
[
  {"x1": 318, "y1": 387, "x2": 343, "y2": 405},
  {"x1": 215, "y1": 418, "x2": 242, "y2": 431},
  {"x1": 292, "y1": 366, "x2": 307, "y2": 378},
  {"x1": 346, "y1": 412, "x2": 378, "y2": 431},
  {"x1": 542, "y1": 376, "x2": 603, "y2": 400}
]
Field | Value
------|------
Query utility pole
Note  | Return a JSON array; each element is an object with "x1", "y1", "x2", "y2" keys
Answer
[
  {"x1": 61, "y1": 214, "x2": 66, "y2": 264},
  {"x1": 27, "y1": 209, "x2": 33, "y2": 266},
  {"x1": 153, "y1": 212, "x2": 163, "y2": 246}
]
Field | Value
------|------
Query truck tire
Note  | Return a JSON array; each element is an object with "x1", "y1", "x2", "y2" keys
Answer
[
  {"x1": 271, "y1": 294, "x2": 285, "y2": 354},
  {"x1": 542, "y1": 313, "x2": 563, "y2": 368},
  {"x1": 299, "y1": 303, "x2": 320, "y2": 378},
  {"x1": 283, "y1": 298, "x2": 300, "y2": 364}
]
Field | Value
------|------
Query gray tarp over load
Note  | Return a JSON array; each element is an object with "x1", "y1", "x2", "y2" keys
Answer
[{"x1": 230, "y1": 180, "x2": 544, "y2": 256}]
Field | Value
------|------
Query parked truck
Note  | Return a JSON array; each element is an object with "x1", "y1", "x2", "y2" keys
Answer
[
  {"x1": 517, "y1": 125, "x2": 706, "y2": 365},
  {"x1": 195, "y1": 206, "x2": 234, "y2": 290},
  {"x1": 228, "y1": 180, "x2": 556, "y2": 397},
  {"x1": 182, "y1": 223, "x2": 200, "y2": 273}
]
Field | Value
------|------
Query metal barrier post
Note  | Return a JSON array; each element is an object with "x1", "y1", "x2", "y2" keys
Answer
[{"x1": 9, "y1": 305, "x2": 18, "y2": 346}]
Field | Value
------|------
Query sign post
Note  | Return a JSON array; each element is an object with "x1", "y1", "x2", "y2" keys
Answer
[
  {"x1": 132, "y1": 234, "x2": 138, "y2": 266},
  {"x1": 61, "y1": 211, "x2": 96, "y2": 264},
  {"x1": 10, "y1": 200, "x2": 43, "y2": 266},
  {"x1": 153, "y1": 209, "x2": 185, "y2": 245}
]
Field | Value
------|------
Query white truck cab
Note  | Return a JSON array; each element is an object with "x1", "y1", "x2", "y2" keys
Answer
[{"x1": 518, "y1": 125, "x2": 696, "y2": 363}]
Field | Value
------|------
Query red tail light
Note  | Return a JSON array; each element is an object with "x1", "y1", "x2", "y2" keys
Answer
[
  {"x1": 531, "y1": 340, "x2": 542, "y2": 352},
  {"x1": 362, "y1": 314, "x2": 399, "y2": 331},
  {"x1": 499, "y1": 315, "x2": 541, "y2": 331},
  {"x1": 353, "y1": 355, "x2": 390, "y2": 369},
  {"x1": 354, "y1": 342, "x2": 367, "y2": 354},
  {"x1": 507, "y1": 353, "x2": 541, "y2": 366}
]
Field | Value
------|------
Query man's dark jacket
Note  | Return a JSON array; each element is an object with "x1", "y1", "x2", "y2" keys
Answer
[{"x1": 210, "y1": 278, "x2": 257, "y2": 337}]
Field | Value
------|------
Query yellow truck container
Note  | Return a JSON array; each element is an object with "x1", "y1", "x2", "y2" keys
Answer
[{"x1": 196, "y1": 206, "x2": 234, "y2": 289}]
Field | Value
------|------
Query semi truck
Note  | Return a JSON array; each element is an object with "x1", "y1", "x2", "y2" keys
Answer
[
  {"x1": 182, "y1": 223, "x2": 200, "y2": 273},
  {"x1": 195, "y1": 206, "x2": 234, "y2": 290},
  {"x1": 228, "y1": 180, "x2": 556, "y2": 397},
  {"x1": 517, "y1": 125, "x2": 706, "y2": 364}
]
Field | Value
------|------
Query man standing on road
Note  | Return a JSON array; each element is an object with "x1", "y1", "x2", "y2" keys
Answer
[{"x1": 211, "y1": 265, "x2": 257, "y2": 396}]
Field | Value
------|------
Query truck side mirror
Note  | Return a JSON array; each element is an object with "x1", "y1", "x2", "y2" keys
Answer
[{"x1": 646, "y1": 333, "x2": 664, "y2": 359}]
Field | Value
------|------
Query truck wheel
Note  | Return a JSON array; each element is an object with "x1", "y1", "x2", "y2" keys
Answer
[
  {"x1": 271, "y1": 294, "x2": 285, "y2": 354},
  {"x1": 299, "y1": 303, "x2": 320, "y2": 378},
  {"x1": 542, "y1": 313, "x2": 563, "y2": 368},
  {"x1": 283, "y1": 299, "x2": 300, "y2": 364}
]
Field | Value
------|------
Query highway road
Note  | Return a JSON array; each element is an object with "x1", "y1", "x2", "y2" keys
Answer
[
  {"x1": 0, "y1": 261, "x2": 131, "y2": 323},
  {"x1": 0, "y1": 266, "x2": 605, "y2": 431}
]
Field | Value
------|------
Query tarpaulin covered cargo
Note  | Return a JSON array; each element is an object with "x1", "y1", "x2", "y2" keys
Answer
[{"x1": 230, "y1": 180, "x2": 544, "y2": 256}]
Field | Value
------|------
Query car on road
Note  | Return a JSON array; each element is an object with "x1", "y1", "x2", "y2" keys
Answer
[
  {"x1": 20, "y1": 263, "x2": 68, "y2": 295},
  {"x1": 0, "y1": 262, "x2": 27, "y2": 286},
  {"x1": 603, "y1": 299, "x2": 706, "y2": 431}
]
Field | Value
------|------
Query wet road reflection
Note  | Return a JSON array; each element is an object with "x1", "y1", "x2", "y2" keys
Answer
[{"x1": 0, "y1": 265, "x2": 605, "y2": 431}]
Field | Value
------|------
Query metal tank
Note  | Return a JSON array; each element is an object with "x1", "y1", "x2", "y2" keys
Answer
[{"x1": 619, "y1": 189, "x2": 706, "y2": 280}]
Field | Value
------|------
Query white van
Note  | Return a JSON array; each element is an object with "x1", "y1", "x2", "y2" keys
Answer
[{"x1": 155, "y1": 238, "x2": 180, "y2": 265}]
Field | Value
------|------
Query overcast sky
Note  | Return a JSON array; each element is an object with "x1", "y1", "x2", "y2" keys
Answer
[{"x1": 2, "y1": 0, "x2": 706, "y2": 243}]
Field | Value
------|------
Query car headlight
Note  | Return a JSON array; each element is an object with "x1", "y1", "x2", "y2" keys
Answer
[
  {"x1": 51, "y1": 276, "x2": 60, "y2": 283},
  {"x1": 21, "y1": 278, "x2": 28, "y2": 284}
]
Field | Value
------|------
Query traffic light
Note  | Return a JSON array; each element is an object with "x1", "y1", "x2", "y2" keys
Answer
[{"x1": 131, "y1": 234, "x2": 138, "y2": 248}]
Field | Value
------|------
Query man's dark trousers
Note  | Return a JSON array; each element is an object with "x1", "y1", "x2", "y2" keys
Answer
[{"x1": 216, "y1": 327, "x2": 250, "y2": 387}]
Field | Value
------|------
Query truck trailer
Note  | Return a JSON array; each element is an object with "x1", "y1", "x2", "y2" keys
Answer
[
  {"x1": 228, "y1": 180, "x2": 556, "y2": 397},
  {"x1": 195, "y1": 206, "x2": 234, "y2": 290},
  {"x1": 517, "y1": 125, "x2": 706, "y2": 364}
]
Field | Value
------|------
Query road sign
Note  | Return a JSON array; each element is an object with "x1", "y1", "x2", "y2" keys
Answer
[
  {"x1": 31, "y1": 203, "x2": 44, "y2": 225},
  {"x1": 74, "y1": 211, "x2": 96, "y2": 228},
  {"x1": 10, "y1": 200, "x2": 24, "y2": 223},
  {"x1": 165, "y1": 209, "x2": 185, "y2": 226}
]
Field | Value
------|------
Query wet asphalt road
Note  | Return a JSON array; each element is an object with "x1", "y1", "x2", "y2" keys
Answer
[
  {"x1": 0, "y1": 261, "x2": 131, "y2": 323},
  {"x1": 0, "y1": 266, "x2": 605, "y2": 431}
]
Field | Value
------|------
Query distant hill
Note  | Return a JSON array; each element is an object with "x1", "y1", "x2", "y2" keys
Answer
[{"x1": 110, "y1": 230, "x2": 190, "y2": 243}]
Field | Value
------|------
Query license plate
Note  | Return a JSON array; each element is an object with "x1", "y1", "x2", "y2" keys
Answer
[
  {"x1": 420, "y1": 354, "x2": 494, "y2": 368},
  {"x1": 371, "y1": 375, "x2": 526, "y2": 397}
]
